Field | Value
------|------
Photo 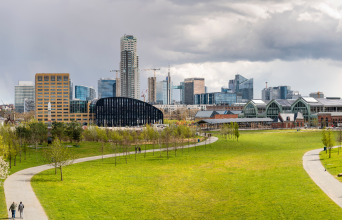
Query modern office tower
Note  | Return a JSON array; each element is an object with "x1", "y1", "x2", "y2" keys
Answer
[
  {"x1": 228, "y1": 74, "x2": 253, "y2": 101},
  {"x1": 120, "y1": 35, "x2": 140, "y2": 99},
  {"x1": 35, "y1": 73, "x2": 70, "y2": 122},
  {"x1": 98, "y1": 78, "x2": 117, "y2": 99},
  {"x1": 14, "y1": 81, "x2": 35, "y2": 113},
  {"x1": 156, "y1": 80, "x2": 173, "y2": 105},
  {"x1": 183, "y1": 78, "x2": 205, "y2": 105},
  {"x1": 75, "y1": 85, "x2": 96, "y2": 101},
  {"x1": 24, "y1": 99, "x2": 35, "y2": 113},
  {"x1": 310, "y1": 92, "x2": 324, "y2": 99},
  {"x1": 194, "y1": 92, "x2": 237, "y2": 105},
  {"x1": 262, "y1": 86, "x2": 301, "y2": 100},
  {"x1": 148, "y1": 77, "x2": 156, "y2": 103},
  {"x1": 221, "y1": 86, "x2": 231, "y2": 93}
]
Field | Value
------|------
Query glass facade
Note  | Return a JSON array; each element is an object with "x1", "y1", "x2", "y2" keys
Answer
[
  {"x1": 15, "y1": 81, "x2": 34, "y2": 113},
  {"x1": 292, "y1": 100, "x2": 310, "y2": 120},
  {"x1": 75, "y1": 85, "x2": 96, "y2": 101},
  {"x1": 228, "y1": 74, "x2": 253, "y2": 102},
  {"x1": 266, "y1": 102, "x2": 281, "y2": 119},
  {"x1": 194, "y1": 92, "x2": 237, "y2": 105},
  {"x1": 156, "y1": 80, "x2": 173, "y2": 104},
  {"x1": 69, "y1": 100, "x2": 88, "y2": 113},
  {"x1": 98, "y1": 78, "x2": 116, "y2": 99},
  {"x1": 95, "y1": 97, "x2": 163, "y2": 127},
  {"x1": 244, "y1": 103, "x2": 257, "y2": 118}
]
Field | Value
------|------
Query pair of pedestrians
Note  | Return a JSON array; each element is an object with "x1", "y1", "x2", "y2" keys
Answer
[
  {"x1": 135, "y1": 146, "x2": 141, "y2": 154},
  {"x1": 9, "y1": 201, "x2": 24, "y2": 219}
]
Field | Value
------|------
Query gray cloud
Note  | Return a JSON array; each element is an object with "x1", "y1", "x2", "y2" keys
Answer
[{"x1": 0, "y1": 0, "x2": 341, "y2": 103}]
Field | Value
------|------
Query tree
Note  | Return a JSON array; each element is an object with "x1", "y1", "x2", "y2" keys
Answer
[
  {"x1": 65, "y1": 121, "x2": 83, "y2": 144},
  {"x1": 51, "y1": 122, "x2": 66, "y2": 141},
  {"x1": 98, "y1": 128, "x2": 108, "y2": 161},
  {"x1": 141, "y1": 125, "x2": 150, "y2": 158},
  {"x1": 322, "y1": 127, "x2": 328, "y2": 154},
  {"x1": 326, "y1": 128, "x2": 335, "y2": 159},
  {"x1": 336, "y1": 128, "x2": 342, "y2": 155},
  {"x1": 162, "y1": 127, "x2": 172, "y2": 159},
  {"x1": 43, "y1": 138, "x2": 74, "y2": 181},
  {"x1": 29, "y1": 121, "x2": 47, "y2": 161},
  {"x1": 234, "y1": 123, "x2": 240, "y2": 142},
  {"x1": 0, "y1": 134, "x2": 9, "y2": 186}
]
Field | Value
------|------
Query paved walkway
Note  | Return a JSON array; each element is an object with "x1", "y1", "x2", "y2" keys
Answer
[
  {"x1": 303, "y1": 147, "x2": 342, "y2": 208},
  {"x1": 4, "y1": 137, "x2": 218, "y2": 220}
]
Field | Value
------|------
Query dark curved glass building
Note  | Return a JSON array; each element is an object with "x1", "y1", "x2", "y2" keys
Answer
[{"x1": 95, "y1": 97, "x2": 163, "y2": 127}]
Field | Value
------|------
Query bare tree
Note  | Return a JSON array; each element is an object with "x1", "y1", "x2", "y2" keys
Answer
[{"x1": 43, "y1": 138, "x2": 74, "y2": 181}]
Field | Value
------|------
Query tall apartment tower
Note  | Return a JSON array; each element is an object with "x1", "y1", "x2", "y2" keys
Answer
[
  {"x1": 15, "y1": 81, "x2": 35, "y2": 113},
  {"x1": 120, "y1": 35, "x2": 140, "y2": 99},
  {"x1": 183, "y1": 78, "x2": 205, "y2": 105},
  {"x1": 148, "y1": 77, "x2": 156, "y2": 103},
  {"x1": 35, "y1": 73, "x2": 70, "y2": 122}
]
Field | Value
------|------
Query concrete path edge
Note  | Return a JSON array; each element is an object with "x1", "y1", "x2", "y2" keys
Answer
[{"x1": 303, "y1": 146, "x2": 342, "y2": 208}]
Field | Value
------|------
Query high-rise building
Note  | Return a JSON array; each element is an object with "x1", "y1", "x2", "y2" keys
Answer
[
  {"x1": 148, "y1": 77, "x2": 156, "y2": 103},
  {"x1": 229, "y1": 74, "x2": 253, "y2": 102},
  {"x1": 310, "y1": 92, "x2": 324, "y2": 99},
  {"x1": 69, "y1": 79, "x2": 73, "y2": 100},
  {"x1": 75, "y1": 85, "x2": 96, "y2": 101},
  {"x1": 262, "y1": 86, "x2": 301, "y2": 100},
  {"x1": 194, "y1": 92, "x2": 237, "y2": 105},
  {"x1": 98, "y1": 78, "x2": 117, "y2": 99},
  {"x1": 15, "y1": 81, "x2": 35, "y2": 113},
  {"x1": 156, "y1": 80, "x2": 173, "y2": 105},
  {"x1": 183, "y1": 78, "x2": 205, "y2": 105},
  {"x1": 24, "y1": 99, "x2": 35, "y2": 113},
  {"x1": 120, "y1": 35, "x2": 140, "y2": 99},
  {"x1": 35, "y1": 73, "x2": 71, "y2": 122}
]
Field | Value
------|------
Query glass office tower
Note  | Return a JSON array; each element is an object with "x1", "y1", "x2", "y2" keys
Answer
[
  {"x1": 15, "y1": 81, "x2": 35, "y2": 113},
  {"x1": 156, "y1": 80, "x2": 173, "y2": 105},
  {"x1": 75, "y1": 85, "x2": 96, "y2": 101},
  {"x1": 194, "y1": 92, "x2": 237, "y2": 105},
  {"x1": 98, "y1": 78, "x2": 116, "y2": 99}
]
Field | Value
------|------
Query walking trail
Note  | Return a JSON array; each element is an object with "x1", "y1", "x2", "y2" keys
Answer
[
  {"x1": 4, "y1": 136, "x2": 218, "y2": 220},
  {"x1": 303, "y1": 147, "x2": 342, "y2": 208}
]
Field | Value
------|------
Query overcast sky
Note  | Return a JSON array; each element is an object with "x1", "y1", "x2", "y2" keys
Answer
[{"x1": 1, "y1": 0, "x2": 342, "y2": 103}]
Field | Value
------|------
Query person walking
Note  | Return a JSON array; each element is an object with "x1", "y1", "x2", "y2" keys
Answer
[
  {"x1": 8, "y1": 201, "x2": 17, "y2": 219},
  {"x1": 18, "y1": 201, "x2": 24, "y2": 219},
  {"x1": 138, "y1": 146, "x2": 141, "y2": 153},
  {"x1": 135, "y1": 146, "x2": 137, "y2": 154}
]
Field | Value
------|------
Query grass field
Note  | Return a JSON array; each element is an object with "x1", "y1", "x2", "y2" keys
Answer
[
  {"x1": 320, "y1": 145, "x2": 342, "y2": 179},
  {"x1": 30, "y1": 131, "x2": 342, "y2": 219},
  {"x1": 0, "y1": 139, "x2": 200, "y2": 218}
]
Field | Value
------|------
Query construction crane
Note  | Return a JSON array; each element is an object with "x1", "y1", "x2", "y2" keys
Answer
[
  {"x1": 141, "y1": 68, "x2": 160, "y2": 77},
  {"x1": 141, "y1": 89, "x2": 148, "y2": 102},
  {"x1": 110, "y1": 70, "x2": 120, "y2": 79}
]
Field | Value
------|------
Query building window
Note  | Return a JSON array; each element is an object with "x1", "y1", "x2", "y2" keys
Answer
[
  {"x1": 51, "y1": 76, "x2": 55, "y2": 81},
  {"x1": 44, "y1": 76, "x2": 49, "y2": 81},
  {"x1": 37, "y1": 76, "x2": 42, "y2": 81},
  {"x1": 63, "y1": 76, "x2": 68, "y2": 81},
  {"x1": 57, "y1": 76, "x2": 62, "y2": 81}
]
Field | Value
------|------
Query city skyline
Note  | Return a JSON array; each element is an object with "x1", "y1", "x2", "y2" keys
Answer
[{"x1": 1, "y1": 1, "x2": 342, "y2": 104}]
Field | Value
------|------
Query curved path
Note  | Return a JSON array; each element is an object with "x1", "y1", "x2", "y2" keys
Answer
[
  {"x1": 4, "y1": 137, "x2": 218, "y2": 220},
  {"x1": 303, "y1": 147, "x2": 342, "y2": 208}
]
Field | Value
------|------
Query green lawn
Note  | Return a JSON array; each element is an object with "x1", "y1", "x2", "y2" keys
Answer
[
  {"x1": 31, "y1": 132, "x2": 342, "y2": 219},
  {"x1": 0, "y1": 139, "x2": 199, "y2": 218},
  {"x1": 320, "y1": 146, "x2": 342, "y2": 180}
]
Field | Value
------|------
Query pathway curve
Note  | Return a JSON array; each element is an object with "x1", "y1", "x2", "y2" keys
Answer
[
  {"x1": 303, "y1": 147, "x2": 342, "y2": 208},
  {"x1": 4, "y1": 137, "x2": 218, "y2": 220}
]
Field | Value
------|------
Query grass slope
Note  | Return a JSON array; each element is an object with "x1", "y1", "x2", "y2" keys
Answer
[
  {"x1": 0, "y1": 139, "x2": 198, "y2": 218},
  {"x1": 31, "y1": 132, "x2": 342, "y2": 219}
]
